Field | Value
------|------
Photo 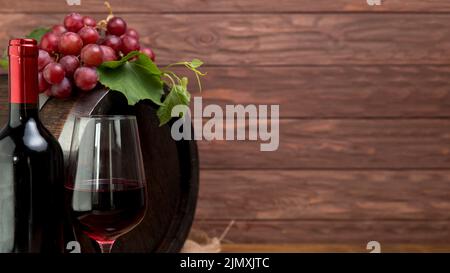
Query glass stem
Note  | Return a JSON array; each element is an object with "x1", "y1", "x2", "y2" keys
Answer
[{"x1": 98, "y1": 240, "x2": 115, "y2": 253}]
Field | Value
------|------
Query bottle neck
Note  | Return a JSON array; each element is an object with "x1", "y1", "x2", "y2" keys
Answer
[
  {"x1": 9, "y1": 103, "x2": 39, "y2": 127},
  {"x1": 8, "y1": 50, "x2": 39, "y2": 127}
]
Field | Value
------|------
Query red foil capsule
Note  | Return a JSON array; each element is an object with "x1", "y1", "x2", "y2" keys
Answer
[{"x1": 8, "y1": 38, "x2": 39, "y2": 104}]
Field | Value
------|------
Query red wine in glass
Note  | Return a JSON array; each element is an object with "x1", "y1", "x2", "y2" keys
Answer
[
  {"x1": 66, "y1": 115, "x2": 148, "y2": 253},
  {"x1": 66, "y1": 179, "x2": 146, "y2": 243}
]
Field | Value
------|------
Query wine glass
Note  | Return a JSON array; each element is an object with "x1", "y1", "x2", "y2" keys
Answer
[{"x1": 65, "y1": 115, "x2": 147, "y2": 253}]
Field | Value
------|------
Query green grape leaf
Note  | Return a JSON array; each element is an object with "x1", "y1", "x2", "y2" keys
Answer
[
  {"x1": 190, "y1": 59, "x2": 203, "y2": 69},
  {"x1": 0, "y1": 49, "x2": 7, "y2": 71},
  {"x1": 97, "y1": 52, "x2": 164, "y2": 106},
  {"x1": 0, "y1": 58, "x2": 8, "y2": 71},
  {"x1": 157, "y1": 78, "x2": 191, "y2": 126},
  {"x1": 26, "y1": 27, "x2": 50, "y2": 42},
  {"x1": 101, "y1": 51, "x2": 161, "y2": 76}
]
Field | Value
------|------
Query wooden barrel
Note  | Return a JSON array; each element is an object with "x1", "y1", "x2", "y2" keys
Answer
[{"x1": 0, "y1": 75, "x2": 199, "y2": 253}]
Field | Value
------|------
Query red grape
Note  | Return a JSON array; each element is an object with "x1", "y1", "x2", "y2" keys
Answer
[
  {"x1": 59, "y1": 32, "x2": 83, "y2": 56},
  {"x1": 38, "y1": 72, "x2": 50, "y2": 93},
  {"x1": 102, "y1": 35, "x2": 122, "y2": 52},
  {"x1": 125, "y1": 28, "x2": 139, "y2": 40},
  {"x1": 64, "y1": 12, "x2": 84, "y2": 33},
  {"x1": 39, "y1": 32, "x2": 59, "y2": 54},
  {"x1": 100, "y1": 45, "x2": 117, "y2": 62},
  {"x1": 51, "y1": 25, "x2": 67, "y2": 36},
  {"x1": 74, "y1": 67, "x2": 98, "y2": 91},
  {"x1": 120, "y1": 35, "x2": 140, "y2": 55},
  {"x1": 38, "y1": 49, "x2": 53, "y2": 71},
  {"x1": 50, "y1": 77, "x2": 72, "y2": 98},
  {"x1": 81, "y1": 44, "x2": 104, "y2": 67},
  {"x1": 43, "y1": 63, "x2": 65, "y2": 84},
  {"x1": 107, "y1": 17, "x2": 127, "y2": 36},
  {"x1": 59, "y1": 55, "x2": 80, "y2": 78},
  {"x1": 78, "y1": 26, "x2": 100, "y2": 45},
  {"x1": 83, "y1": 16, "x2": 97, "y2": 27},
  {"x1": 141, "y1": 47, "x2": 156, "y2": 62}
]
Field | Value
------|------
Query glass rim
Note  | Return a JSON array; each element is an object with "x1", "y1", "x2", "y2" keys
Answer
[{"x1": 75, "y1": 115, "x2": 137, "y2": 121}]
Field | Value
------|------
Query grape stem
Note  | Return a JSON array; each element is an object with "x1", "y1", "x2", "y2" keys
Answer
[
  {"x1": 163, "y1": 62, "x2": 206, "y2": 92},
  {"x1": 97, "y1": 1, "x2": 114, "y2": 30},
  {"x1": 162, "y1": 72, "x2": 177, "y2": 88},
  {"x1": 104, "y1": 1, "x2": 114, "y2": 22}
]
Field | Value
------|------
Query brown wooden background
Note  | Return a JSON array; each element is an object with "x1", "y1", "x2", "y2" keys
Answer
[{"x1": 2, "y1": 0, "x2": 450, "y2": 252}]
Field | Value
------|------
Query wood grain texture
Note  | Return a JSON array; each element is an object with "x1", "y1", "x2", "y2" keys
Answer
[
  {"x1": 198, "y1": 119, "x2": 450, "y2": 169},
  {"x1": 192, "y1": 220, "x2": 450, "y2": 244},
  {"x1": 1, "y1": 0, "x2": 450, "y2": 13},
  {"x1": 1, "y1": 14, "x2": 450, "y2": 65},
  {"x1": 190, "y1": 66, "x2": 450, "y2": 118},
  {"x1": 2, "y1": 66, "x2": 450, "y2": 119},
  {"x1": 4, "y1": 88, "x2": 448, "y2": 172},
  {"x1": 196, "y1": 170, "x2": 450, "y2": 220}
]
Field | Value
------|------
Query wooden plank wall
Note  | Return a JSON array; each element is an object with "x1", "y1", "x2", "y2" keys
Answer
[{"x1": 1, "y1": 0, "x2": 450, "y2": 251}]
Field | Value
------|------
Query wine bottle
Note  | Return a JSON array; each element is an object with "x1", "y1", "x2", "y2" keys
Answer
[{"x1": 0, "y1": 38, "x2": 64, "y2": 253}]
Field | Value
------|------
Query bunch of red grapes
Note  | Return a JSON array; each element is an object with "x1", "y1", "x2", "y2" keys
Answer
[{"x1": 38, "y1": 13, "x2": 156, "y2": 98}]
